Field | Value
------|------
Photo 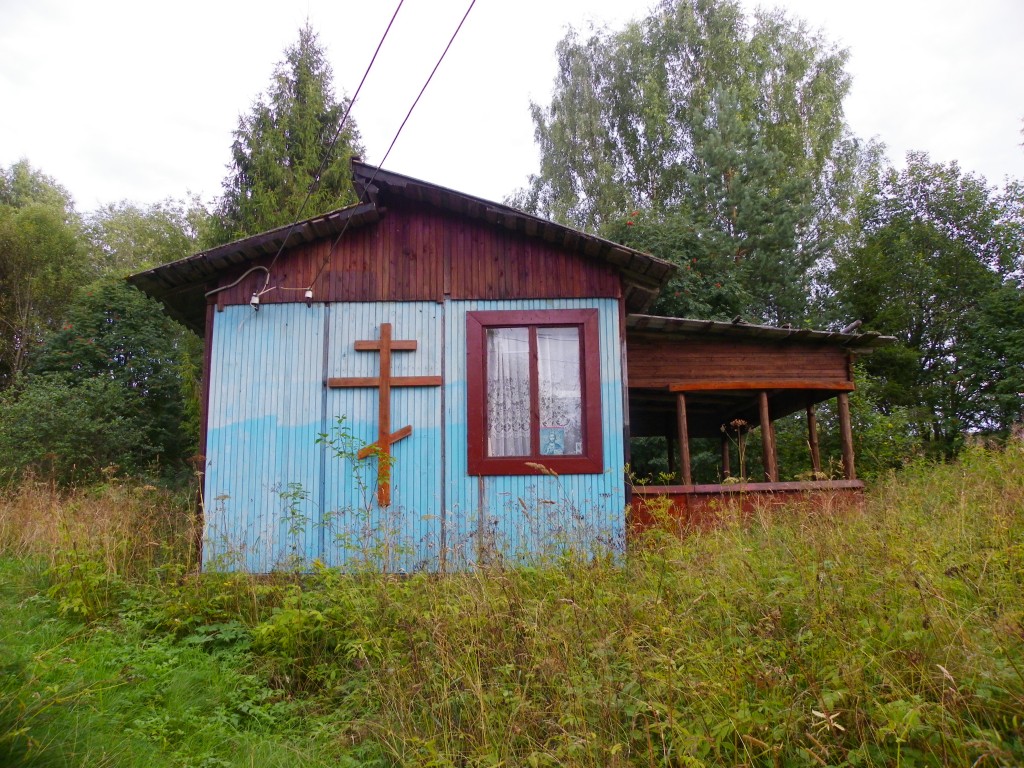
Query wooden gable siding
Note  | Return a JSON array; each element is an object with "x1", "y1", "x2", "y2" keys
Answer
[
  {"x1": 208, "y1": 200, "x2": 622, "y2": 307},
  {"x1": 627, "y1": 333, "x2": 853, "y2": 390}
]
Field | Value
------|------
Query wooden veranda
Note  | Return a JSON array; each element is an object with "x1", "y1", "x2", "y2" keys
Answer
[{"x1": 624, "y1": 315, "x2": 892, "y2": 531}]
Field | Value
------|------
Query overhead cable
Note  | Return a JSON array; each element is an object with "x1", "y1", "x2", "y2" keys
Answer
[
  {"x1": 260, "y1": 0, "x2": 406, "y2": 292},
  {"x1": 308, "y1": 0, "x2": 478, "y2": 291}
]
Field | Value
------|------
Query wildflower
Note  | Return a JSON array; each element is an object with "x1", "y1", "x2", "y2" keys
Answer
[{"x1": 626, "y1": 221, "x2": 634, "y2": 226}]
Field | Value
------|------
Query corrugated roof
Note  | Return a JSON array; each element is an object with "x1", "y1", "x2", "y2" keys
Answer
[
  {"x1": 127, "y1": 161, "x2": 676, "y2": 332},
  {"x1": 127, "y1": 202, "x2": 381, "y2": 331},
  {"x1": 626, "y1": 314, "x2": 894, "y2": 350}
]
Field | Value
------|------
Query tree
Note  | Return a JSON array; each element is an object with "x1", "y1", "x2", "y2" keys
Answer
[
  {"x1": 214, "y1": 24, "x2": 365, "y2": 243},
  {"x1": 831, "y1": 152, "x2": 1018, "y2": 453},
  {"x1": 962, "y1": 280, "x2": 1024, "y2": 434},
  {"x1": 11, "y1": 279, "x2": 202, "y2": 481},
  {"x1": 0, "y1": 161, "x2": 85, "y2": 388},
  {"x1": 0, "y1": 159, "x2": 76, "y2": 213},
  {"x1": 0, "y1": 374, "x2": 157, "y2": 485},
  {"x1": 84, "y1": 197, "x2": 205, "y2": 276},
  {"x1": 520, "y1": 0, "x2": 856, "y2": 323}
]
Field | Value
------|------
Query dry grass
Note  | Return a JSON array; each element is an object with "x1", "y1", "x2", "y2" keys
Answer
[
  {"x1": 0, "y1": 472, "x2": 198, "y2": 575},
  {"x1": 1, "y1": 443, "x2": 1022, "y2": 766}
]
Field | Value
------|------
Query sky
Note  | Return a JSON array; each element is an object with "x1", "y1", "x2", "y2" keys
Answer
[{"x1": 1, "y1": 0, "x2": 1022, "y2": 213}]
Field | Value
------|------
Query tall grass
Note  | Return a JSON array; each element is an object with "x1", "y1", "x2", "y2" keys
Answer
[
  {"x1": 0, "y1": 473, "x2": 198, "y2": 575},
  {"x1": 1, "y1": 443, "x2": 1022, "y2": 766}
]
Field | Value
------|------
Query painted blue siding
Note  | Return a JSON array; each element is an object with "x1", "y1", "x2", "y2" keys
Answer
[
  {"x1": 320, "y1": 302, "x2": 443, "y2": 571},
  {"x1": 443, "y1": 299, "x2": 626, "y2": 567},
  {"x1": 203, "y1": 298, "x2": 625, "y2": 571},
  {"x1": 204, "y1": 304, "x2": 325, "y2": 571}
]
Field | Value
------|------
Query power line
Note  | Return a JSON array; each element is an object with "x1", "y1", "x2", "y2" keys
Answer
[
  {"x1": 260, "y1": 0, "x2": 406, "y2": 293},
  {"x1": 308, "y1": 0, "x2": 478, "y2": 292}
]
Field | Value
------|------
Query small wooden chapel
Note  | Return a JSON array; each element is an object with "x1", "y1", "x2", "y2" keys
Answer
[{"x1": 129, "y1": 161, "x2": 889, "y2": 571}]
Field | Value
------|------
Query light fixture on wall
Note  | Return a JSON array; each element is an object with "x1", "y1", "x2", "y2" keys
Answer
[
  {"x1": 250, "y1": 293, "x2": 260, "y2": 311},
  {"x1": 304, "y1": 289, "x2": 313, "y2": 308}
]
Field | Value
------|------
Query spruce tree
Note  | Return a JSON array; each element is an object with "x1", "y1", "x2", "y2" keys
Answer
[{"x1": 214, "y1": 24, "x2": 365, "y2": 243}]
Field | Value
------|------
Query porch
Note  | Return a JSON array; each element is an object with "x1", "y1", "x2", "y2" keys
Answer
[{"x1": 624, "y1": 315, "x2": 890, "y2": 533}]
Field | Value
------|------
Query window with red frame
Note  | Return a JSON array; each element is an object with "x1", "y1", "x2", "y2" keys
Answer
[{"x1": 466, "y1": 309, "x2": 603, "y2": 475}]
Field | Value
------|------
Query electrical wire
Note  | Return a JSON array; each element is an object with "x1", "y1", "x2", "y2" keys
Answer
[
  {"x1": 205, "y1": 266, "x2": 269, "y2": 298},
  {"x1": 307, "y1": 0, "x2": 478, "y2": 293},
  {"x1": 259, "y1": 0, "x2": 406, "y2": 294}
]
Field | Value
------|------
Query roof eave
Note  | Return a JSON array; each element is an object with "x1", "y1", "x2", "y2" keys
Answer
[{"x1": 625, "y1": 314, "x2": 896, "y2": 351}]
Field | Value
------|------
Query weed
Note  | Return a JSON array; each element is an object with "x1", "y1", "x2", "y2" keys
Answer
[{"x1": 0, "y1": 443, "x2": 1022, "y2": 765}]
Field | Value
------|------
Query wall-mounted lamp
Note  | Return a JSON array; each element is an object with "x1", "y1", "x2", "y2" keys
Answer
[
  {"x1": 250, "y1": 293, "x2": 260, "y2": 312},
  {"x1": 304, "y1": 289, "x2": 314, "y2": 308}
]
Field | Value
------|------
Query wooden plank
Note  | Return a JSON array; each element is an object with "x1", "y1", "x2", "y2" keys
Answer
[
  {"x1": 357, "y1": 425, "x2": 413, "y2": 459},
  {"x1": 807, "y1": 404, "x2": 821, "y2": 477},
  {"x1": 759, "y1": 391, "x2": 778, "y2": 482},
  {"x1": 376, "y1": 322, "x2": 394, "y2": 506},
  {"x1": 354, "y1": 339, "x2": 417, "y2": 351},
  {"x1": 720, "y1": 433, "x2": 731, "y2": 478},
  {"x1": 676, "y1": 393, "x2": 692, "y2": 485},
  {"x1": 669, "y1": 380, "x2": 854, "y2": 392},
  {"x1": 328, "y1": 375, "x2": 442, "y2": 388},
  {"x1": 837, "y1": 392, "x2": 856, "y2": 480},
  {"x1": 632, "y1": 479, "x2": 865, "y2": 495}
]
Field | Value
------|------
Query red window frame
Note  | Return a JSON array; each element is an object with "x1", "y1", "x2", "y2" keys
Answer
[{"x1": 466, "y1": 309, "x2": 603, "y2": 476}]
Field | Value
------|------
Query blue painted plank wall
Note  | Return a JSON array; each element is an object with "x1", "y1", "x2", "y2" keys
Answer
[
  {"x1": 443, "y1": 299, "x2": 626, "y2": 567},
  {"x1": 203, "y1": 298, "x2": 625, "y2": 571},
  {"x1": 320, "y1": 302, "x2": 443, "y2": 572},
  {"x1": 204, "y1": 304, "x2": 325, "y2": 571}
]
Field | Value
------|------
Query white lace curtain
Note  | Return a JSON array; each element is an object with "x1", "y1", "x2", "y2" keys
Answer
[
  {"x1": 537, "y1": 327, "x2": 582, "y2": 455},
  {"x1": 485, "y1": 326, "x2": 582, "y2": 457}
]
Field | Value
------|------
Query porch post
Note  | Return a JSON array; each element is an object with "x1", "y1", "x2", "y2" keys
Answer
[
  {"x1": 806, "y1": 404, "x2": 822, "y2": 478},
  {"x1": 837, "y1": 392, "x2": 856, "y2": 480},
  {"x1": 720, "y1": 432, "x2": 731, "y2": 478},
  {"x1": 758, "y1": 391, "x2": 779, "y2": 482},
  {"x1": 676, "y1": 393, "x2": 692, "y2": 485}
]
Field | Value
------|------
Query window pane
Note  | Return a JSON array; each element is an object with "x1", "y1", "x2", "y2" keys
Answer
[
  {"x1": 537, "y1": 326, "x2": 582, "y2": 456},
  {"x1": 486, "y1": 327, "x2": 531, "y2": 457}
]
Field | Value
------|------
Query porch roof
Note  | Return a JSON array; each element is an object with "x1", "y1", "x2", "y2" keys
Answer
[{"x1": 625, "y1": 314, "x2": 895, "y2": 439}]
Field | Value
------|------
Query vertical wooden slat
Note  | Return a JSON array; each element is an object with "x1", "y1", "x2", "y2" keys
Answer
[
  {"x1": 377, "y1": 323, "x2": 393, "y2": 506},
  {"x1": 720, "y1": 432, "x2": 731, "y2": 478},
  {"x1": 807, "y1": 404, "x2": 822, "y2": 477},
  {"x1": 837, "y1": 393, "x2": 856, "y2": 480},
  {"x1": 676, "y1": 393, "x2": 692, "y2": 485},
  {"x1": 758, "y1": 391, "x2": 778, "y2": 482}
]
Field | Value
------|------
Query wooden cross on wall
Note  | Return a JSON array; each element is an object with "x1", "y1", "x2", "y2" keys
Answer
[{"x1": 327, "y1": 323, "x2": 441, "y2": 507}]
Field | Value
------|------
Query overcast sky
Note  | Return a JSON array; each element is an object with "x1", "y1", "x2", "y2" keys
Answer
[{"x1": 1, "y1": 0, "x2": 1022, "y2": 212}]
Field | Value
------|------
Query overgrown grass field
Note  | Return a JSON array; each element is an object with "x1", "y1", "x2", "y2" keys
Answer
[{"x1": 2, "y1": 445, "x2": 1022, "y2": 766}]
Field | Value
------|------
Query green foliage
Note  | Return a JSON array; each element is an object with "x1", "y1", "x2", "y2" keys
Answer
[
  {"x1": 0, "y1": 161, "x2": 86, "y2": 387},
  {"x1": 0, "y1": 279, "x2": 200, "y2": 483},
  {"x1": 963, "y1": 280, "x2": 1024, "y2": 432},
  {"x1": 0, "y1": 374, "x2": 156, "y2": 484},
  {"x1": 5, "y1": 445, "x2": 1024, "y2": 765},
  {"x1": 772, "y1": 367, "x2": 922, "y2": 482},
  {"x1": 0, "y1": 560, "x2": 318, "y2": 767},
  {"x1": 604, "y1": 211, "x2": 750, "y2": 320},
  {"x1": 84, "y1": 197, "x2": 206, "y2": 276},
  {"x1": 523, "y1": 0, "x2": 857, "y2": 323},
  {"x1": 831, "y1": 152, "x2": 1020, "y2": 453},
  {"x1": 0, "y1": 158, "x2": 76, "y2": 213},
  {"x1": 213, "y1": 24, "x2": 365, "y2": 243}
]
